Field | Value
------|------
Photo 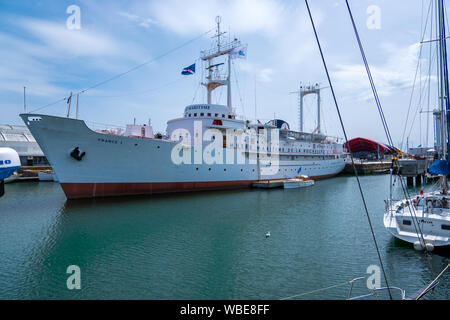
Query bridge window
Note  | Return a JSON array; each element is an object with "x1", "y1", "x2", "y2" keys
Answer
[{"x1": 442, "y1": 224, "x2": 450, "y2": 230}]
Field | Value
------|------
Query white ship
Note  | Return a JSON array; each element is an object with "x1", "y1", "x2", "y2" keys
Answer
[{"x1": 20, "y1": 17, "x2": 346, "y2": 199}]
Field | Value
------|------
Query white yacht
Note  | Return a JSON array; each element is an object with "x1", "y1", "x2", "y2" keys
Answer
[{"x1": 384, "y1": 0, "x2": 450, "y2": 251}]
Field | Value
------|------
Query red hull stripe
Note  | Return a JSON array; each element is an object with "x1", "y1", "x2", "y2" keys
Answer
[{"x1": 60, "y1": 173, "x2": 338, "y2": 199}]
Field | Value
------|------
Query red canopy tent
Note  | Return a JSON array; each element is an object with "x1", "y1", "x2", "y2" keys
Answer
[{"x1": 343, "y1": 137, "x2": 392, "y2": 154}]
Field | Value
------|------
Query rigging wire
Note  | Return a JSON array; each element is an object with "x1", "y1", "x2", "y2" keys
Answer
[
  {"x1": 28, "y1": 28, "x2": 214, "y2": 113},
  {"x1": 86, "y1": 79, "x2": 184, "y2": 99},
  {"x1": 407, "y1": 48, "x2": 437, "y2": 141},
  {"x1": 401, "y1": 0, "x2": 434, "y2": 150},
  {"x1": 406, "y1": 0, "x2": 437, "y2": 146},
  {"x1": 304, "y1": 0, "x2": 393, "y2": 300},
  {"x1": 345, "y1": 0, "x2": 428, "y2": 256},
  {"x1": 232, "y1": 59, "x2": 246, "y2": 119}
]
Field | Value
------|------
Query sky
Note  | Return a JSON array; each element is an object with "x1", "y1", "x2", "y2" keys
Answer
[{"x1": 0, "y1": 0, "x2": 447, "y2": 150}]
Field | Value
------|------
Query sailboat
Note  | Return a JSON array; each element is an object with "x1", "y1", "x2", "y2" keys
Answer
[{"x1": 384, "y1": 0, "x2": 450, "y2": 251}]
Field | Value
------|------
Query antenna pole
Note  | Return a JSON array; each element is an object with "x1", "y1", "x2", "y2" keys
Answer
[
  {"x1": 254, "y1": 76, "x2": 257, "y2": 120},
  {"x1": 227, "y1": 55, "x2": 232, "y2": 110},
  {"x1": 317, "y1": 84, "x2": 321, "y2": 133},
  {"x1": 23, "y1": 86, "x2": 26, "y2": 113},
  {"x1": 76, "y1": 94, "x2": 79, "y2": 119},
  {"x1": 66, "y1": 92, "x2": 72, "y2": 118}
]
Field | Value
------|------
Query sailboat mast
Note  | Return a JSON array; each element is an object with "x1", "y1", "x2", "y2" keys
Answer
[
  {"x1": 437, "y1": 0, "x2": 450, "y2": 193},
  {"x1": 438, "y1": 0, "x2": 450, "y2": 160}
]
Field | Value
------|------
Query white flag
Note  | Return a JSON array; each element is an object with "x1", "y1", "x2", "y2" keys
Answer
[{"x1": 230, "y1": 45, "x2": 247, "y2": 59}]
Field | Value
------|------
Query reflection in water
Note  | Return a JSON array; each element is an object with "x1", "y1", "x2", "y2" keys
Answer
[{"x1": 0, "y1": 176, "x2": 449, "y2": 299}]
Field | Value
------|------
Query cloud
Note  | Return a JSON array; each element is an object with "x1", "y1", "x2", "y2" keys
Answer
[
  {"x1": 0, "y1": 32, "x2": 67, "y2": 97},
  {"x1": 331, "y1": 42, "x2": 433, "y2": 100},
  {"x1": 239, "y1": 61, "x2": 275, "y2": 83},
  {"x1": 117, "y1": 11, "x2": 158, "y2": 29},
  {"x1": 149, "y1": 0, "x2": 285, "y2": 36},
  {"x1": 18, "y1": 18, "x2": 120, "y2": 57},
  {"x1": 0, "y1": 15, "x2": 151, "y2": 103}
]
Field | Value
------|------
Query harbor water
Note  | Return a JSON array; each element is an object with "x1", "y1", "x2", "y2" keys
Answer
[{"x1": 0, "y1": 175, "x2": 449, "y2": 299}]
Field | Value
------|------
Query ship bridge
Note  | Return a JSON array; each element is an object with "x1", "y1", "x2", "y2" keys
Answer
[{"x1": 183, "y1": 104, "x2": 235, "y2": 120}]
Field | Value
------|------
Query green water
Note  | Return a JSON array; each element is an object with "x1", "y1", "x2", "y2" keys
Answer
[{"x1": 0, "y1": 175, "x2": 449, "y2": 300}]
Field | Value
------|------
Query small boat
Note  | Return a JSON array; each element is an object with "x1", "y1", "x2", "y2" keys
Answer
[
  {"x1": 4, "y1": 173, "x2": 19, "y2": 184},
  {"x1": 265, "y1": 231, "x2": 271, "y2": 238},
  {"x1": 283, "y1": 176, "x2": 314, "y2": 189}
]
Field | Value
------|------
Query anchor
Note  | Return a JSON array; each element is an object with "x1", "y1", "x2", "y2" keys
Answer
[{"x1": 70, "y1": 147, "x2": 86, "y2": 161}]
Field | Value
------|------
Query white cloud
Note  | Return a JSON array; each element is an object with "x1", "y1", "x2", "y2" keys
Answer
[
  {"x1": 18, "y1": 18, "x2": 120, "y2": 57},
  {"x1": 0, "y1": 16, "x2": 151, "y2": 101},
  {"x1": 149, "y1": 0, "x2": 285, "y2": 36},
  {"x1": 331, "y1": 42, "x2": 433, "y2": 100},
  {"x1": 117, "y1": 11, "x2": 158, "y2": 29},
  {"x1": 0, "y1": 32, "x2": 66, "y2": 97},
  {"x1": 239, "y1": 61, "x2": 275, "y2": 83}
]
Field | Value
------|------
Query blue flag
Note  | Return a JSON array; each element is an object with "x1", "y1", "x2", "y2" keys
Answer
[{"x1": 181, "y1": 63, "x2": 195, "y2": 75}]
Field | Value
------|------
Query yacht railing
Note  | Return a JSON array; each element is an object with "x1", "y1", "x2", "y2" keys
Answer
[{"x1": 346, "y1": 277, "x2": 406, "y2": 300}]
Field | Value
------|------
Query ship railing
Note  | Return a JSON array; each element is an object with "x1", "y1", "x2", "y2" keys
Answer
[
  {"x1": 201, "y1": 40, "x2": 241, "y2": 60},
  {"x1": 85, "y1": 120, "x2": 126, "y2": 136}
]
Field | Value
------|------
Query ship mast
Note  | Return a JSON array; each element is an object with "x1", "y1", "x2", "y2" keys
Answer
[
  {"x1": 291, "y1": 83, "x2": 322, "y2": 133},
  {"x1": 201, "y1": 16, "x2": 242, "y2": 111},
  {"x1": 437, "y1": 0, "x2": 450, "y2": 193}
]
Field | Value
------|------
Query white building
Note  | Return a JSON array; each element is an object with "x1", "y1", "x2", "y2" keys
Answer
[{"x1": 0, "y1": 124, "x2": 47, "y2": 166}]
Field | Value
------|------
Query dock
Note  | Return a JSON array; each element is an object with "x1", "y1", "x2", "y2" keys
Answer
[
  {"x1": 5, "y1": 166, "x2": 53, "y2": 183},
  {"x1": 343, "y1": 160, "x2": 392, "y2": 175},
  {"x1": 396, "y1": 158, "x2": 431, "y2": 186}
]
